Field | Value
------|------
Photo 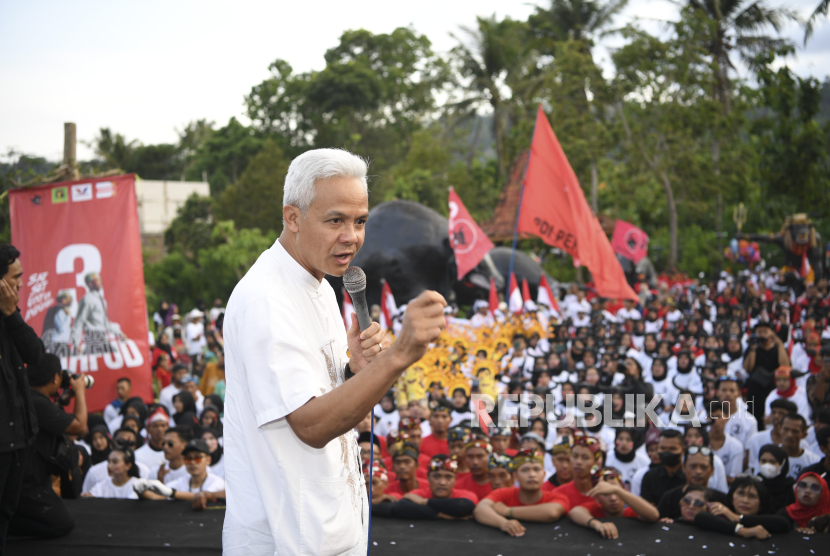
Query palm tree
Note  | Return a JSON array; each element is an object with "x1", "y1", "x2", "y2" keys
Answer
[
  {"x1": 805, "y1": 0, "x2": 828, "y2": 42},
  {"x1": 449, "y1": 15, "x2": 533, "y2": 180},
  {"x1": 684, "y1": 0, "x2": 799, "y2": 110}
]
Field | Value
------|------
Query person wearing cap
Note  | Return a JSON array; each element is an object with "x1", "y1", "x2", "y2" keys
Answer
[
  {"x1": 385, "y1": 441, "x2": 429, "y2": 497},
  {"x1": 149, "y1": 426, "x2": 193, "y2": 486},
  {"x1": 487, "y1": 453, "x2": 514, "y2": 490},
  {"x1": 455, "y1": 437, "x2": 493, "y2": 499},
  {"x1": 185, "y1": 309, "x2": 206, "y2": 364},
  {"x1": 568, "y1": 468, "x2": 659, "y2": 538},
  {"x1": 421, "y1": 401, "x2": 453, "y2": 458},
  {"x1": 475, "y1": 448, "x2": 570, "y2": 537},
  {"x1": 136, "y1": 439, "x2": 225, "y2": 501},
  {"x1": 158, "y1": 363, "x2": 188, "y2": 416},
  {"x1": 393, "y1": 455, "x2": 478, "y2": 520}
]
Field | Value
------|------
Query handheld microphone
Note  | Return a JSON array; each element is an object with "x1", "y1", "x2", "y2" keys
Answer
[{"x1": 343, "y1": 266, "x2": 372, "y2": 332}]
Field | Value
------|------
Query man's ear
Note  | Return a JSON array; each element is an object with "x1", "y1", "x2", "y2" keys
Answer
[{"x1": 283, "y1": 205, "x2": 302, "y2": 233}]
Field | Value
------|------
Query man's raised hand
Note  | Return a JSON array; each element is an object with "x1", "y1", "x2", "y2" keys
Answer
[{"x1": 391, "y1": 291, "x2": 446, "y2": 368}]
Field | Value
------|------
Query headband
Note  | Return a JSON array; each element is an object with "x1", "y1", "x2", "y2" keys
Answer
[
  {"x1": 390, "y1": 442, "x2": 420, "y2": 461},
  {"x1": 398, "y1": 417, "x2": 421, "y2": 431},
  {"x1": 428, "y1": 456, "x2": 458, "y2": 473},
  {"x1": 464, "y1": 439, "x2": 492, "y2": 454},
  {"x1": 512, "y1": 448, "x2": 544, "y2": 470},
  {"x1": 774, "y1": 366, "x2": 792, "y2": 378},
  {"x1": 488, "y1": 453, "x2": 514, "y2": 471},
  {"x1": 362, "y1": 461, "x2": 388, "y2": 482},
  {"x1": 146, "y1": 407, "x2": 169, "y2": 427},
  {"x1": 448, "y1": 427, "x2": 472, "y2": 443},
  {"x1": 550, "y1": 442, "x2": 571, "y2": 456}
]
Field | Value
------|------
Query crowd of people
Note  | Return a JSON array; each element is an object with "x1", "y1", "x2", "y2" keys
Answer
[
  {"x1": 3, "y1": 235, "x2": 830, "y2": 546},
  {"x1": 360, "y1": 268, "x2": 830, "y2": 539}
]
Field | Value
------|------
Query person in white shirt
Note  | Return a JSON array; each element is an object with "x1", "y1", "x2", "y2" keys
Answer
[
  {"x1": 209, "y1": 299, "x2": 225, "y2": 328},
  {"x1": 158, "y1": 363, "x2": 187, "y2": 415},
  {"x1": 470, "y1": 300, "x2": 494, "y2": 329},
  {"x1": 134, "y1": 407, "x2": 170, "y2": 470},
  {"x1": 764, "y1": 367, "x2": 812, "y2": 425},
  {"x1": 221, "y1": 148, "x2": 446, "y2": 556},
  {"x1": 149, "y1": 427, "x2": 193, "y2": 486},
  {"x1": 715, "y1": 377, "x2": 758, "y2": 448},
  {"x1": 180, "y1": 376, "x2": 205, "y2": 416},
  {"x1": 103, "y1": 378, "x2": 132, "y2": 430},
  {"x1": 185, "y1": 310, "x2": 206, "y2": 366},
  {"x1": 83, "y1": 429, "x2": 151, "y2": 494},
  {"x1": 568, "y1": 289, "x2": 591, "y2": 321},
  {"x1": 706, "y1": 401, "x2": 746, "y2": 482},
  {"x1": 747, "y1": 398, "x2": 799, "y2": 474},
  {"x1": 616, "y1": 298, "x2": 642, "y2": 322},
  {"x1": 780, "y1": 413, "x2": 822, "y2": 479},
  {"x1": 81, "y1": 447, "x2": 141, "y2": 500},
  {"x1": 201, "y1": 428, "x2": 225, "y2": 479},
  {"x1": 604, "y1": 428, "x2": 651, "y2": 490},
  {"x1": 135, "y1": 439, "x2": 225, "y2": 501},
  {"x1": 373, "y1": 392, "x2": 400, "y2": 438}
]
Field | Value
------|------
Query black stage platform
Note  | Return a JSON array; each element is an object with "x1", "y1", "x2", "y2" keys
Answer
[{"x1": 6, "y1": 499, "x2": 820, "y2": 555}]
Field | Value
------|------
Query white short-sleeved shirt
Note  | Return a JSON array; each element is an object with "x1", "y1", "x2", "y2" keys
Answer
[
  {"x1": 89, "y1": 476, "x2": 139, "y2": 499},
  {"x1": 711, "y1": 434, "x2": 745, "y2": 478},
  {"x1": 82, "y1": 460, "x2": 150, "y2": 494},
  {"x1": 787, "y1": 449, "x2": 822, "y2": 480},
  {"x1": 134, "y1": 443, "x2": 167, "y2": 471},
  {"x1": 168, "y1": 471, "x2": 225, "y2": 493},
  {"x1": 149, "y1": 461, "x2": 190, "y2": 485},
  {"x1": 222, "y1": 240, "x2": 368, "y2": 556}
]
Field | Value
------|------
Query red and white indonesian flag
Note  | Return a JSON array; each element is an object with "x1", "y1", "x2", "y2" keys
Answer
[
  {"x1": 448, "y1": 187, "x2": 495, "y2": 280},
  {"x1": 10, "y1": 174, "x2": 153, "y2": 411},
  {"x1": 379, "y1": 280, "x2": 397, "y2": 330},
  {"x1": 508, "y1": 273, "x2": 523, "y2": 314},
  {"x1": 537, "y1": 274, "x2": 560, "y2": 312},
  {"x1": 488, "y1": 277, "x2": 499, "y2": 317},
  {"x1": 342, "y1": 288, "x2": 355, "y2": 329}
]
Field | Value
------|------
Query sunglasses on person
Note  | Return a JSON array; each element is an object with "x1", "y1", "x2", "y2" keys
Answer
[
  {"x1": 163, "y1": 441, "x2": 178, "y2": 448},
  {"x1": 183, "y1": 454, "x2": 206, "y2": 463},
  {"x1": 115, "y1": 440, "x2": 137, "y2": 447},
  {"x1": 796, "y1": 481, "x2": 822, "y2": 494},
  {"x1": 687, "y1": 446, "x2": 713, "y2": 456},
  {"x1": 680, "y1": 496, "x2": 707, "y2": 508}
]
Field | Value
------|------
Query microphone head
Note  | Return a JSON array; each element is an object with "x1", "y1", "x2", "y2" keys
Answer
[{"x1": 343, "y1": 266, "x2": 367, "y2": 294}]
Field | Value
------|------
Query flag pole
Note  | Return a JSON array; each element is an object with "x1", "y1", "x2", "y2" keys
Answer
[{"x1": 507, "y1": 107, "x2": 542, "y2": 299}]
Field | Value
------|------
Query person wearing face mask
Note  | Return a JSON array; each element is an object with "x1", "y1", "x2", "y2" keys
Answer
[
  {"x1": 640, "y1": 430, "x2": 688, "y2": 506},
  {"x1": 758, "y1": 445, "x2": 796, "y2": 512},
  {"x1": 694, "y1": 476, "x2": 790, "y2": 538},
  {"x1": 748, "y1": 398, "x2": 798, "y2": 474}
]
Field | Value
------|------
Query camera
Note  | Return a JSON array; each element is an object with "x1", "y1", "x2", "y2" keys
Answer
[
  {"x1": 61, "y1": 370, "x2": 94, "y2": 390},
  {"x1": 748, "y1": 334, "x2": 758, "y2": 345},
  {"x1": 617, "y1": 360, "x2": 628, "y2": 373}
]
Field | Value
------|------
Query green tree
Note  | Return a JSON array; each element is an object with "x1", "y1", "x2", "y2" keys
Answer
[
  {"x1": 805, "y1": 0, "x2": 828, "y2": 42},
  {"x1": 163, "y1": 193, "x2": 216, "y2": 258},
  {"x1": 184, "y1": 117, "x2": 264, "y2": 196},
  {"x1": 89, "y1": 128, "x2": 138, "y2": 170},
  {"x1": 216, "y1": 140, "x2": 289, "y2": 234}
]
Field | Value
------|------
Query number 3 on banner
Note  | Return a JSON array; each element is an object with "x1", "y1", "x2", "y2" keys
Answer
[{"x1": 56, "y1": 244, "x2": 102, "y2": 294}]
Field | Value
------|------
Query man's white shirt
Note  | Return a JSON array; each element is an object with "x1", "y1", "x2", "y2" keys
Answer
[{"x1": 222, "y1": 240, "x2": 367, "y2": 556}]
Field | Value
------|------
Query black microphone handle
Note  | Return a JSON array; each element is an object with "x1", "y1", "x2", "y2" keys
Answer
[{"x1": 349, "y1": 288, "x2": 373, "y2": 332}]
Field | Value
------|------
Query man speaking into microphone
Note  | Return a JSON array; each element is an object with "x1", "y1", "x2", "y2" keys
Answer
[{"x1": 222, "y1": 148, "x2": 447, "y2": 556}]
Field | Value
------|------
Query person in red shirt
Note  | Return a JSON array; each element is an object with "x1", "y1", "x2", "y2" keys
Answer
[
  {"x1": 568, "y1": 468, "x2": 660, "y2": 539},
  {"x1": 553, "y1": 434, "x2": 603, "y2": 509},
  {"x1": 384, "y1": 428, "x2": 430, "y2": 480},
  {"x1": 447, "y1": 426, "x2": 472, "y2": 477},
  {"x1": 487, "y1": 453, "x2": 514, "y2": 490},
  {"x1": 474, "y1": 448, "x2": 570, "y2": 537},
  {"x1": 489, "y1": 426, "x2": 518, "y2": 456},
  {"x1": 363, "y1": 460, "x2": 399, "y2": 504},
  {"x1": 392, "y1": 455, "x2": 478, "y2": 520},
  {"x1": 455, "y1": 438, "x2": 493, "y2": 500},
  {"x1": 420, "y1": 402, "x2": 452, "y2": 457},
  {"x1": 385, "y1": 441, "x2": 429, "y2": 497}
]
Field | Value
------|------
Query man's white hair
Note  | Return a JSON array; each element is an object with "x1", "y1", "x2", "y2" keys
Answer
[{"x1": 283, "y1": 148, "x2": 369, "y2": 216}]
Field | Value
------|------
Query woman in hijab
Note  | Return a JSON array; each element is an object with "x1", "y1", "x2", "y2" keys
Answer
[
  {"x1": 201, "y1": 428, "x2": 224, "y2": 479},
  {"x1": 109, "y1": 397, "x2": 148, "y2": 435},
  {"x1": 758, "y1": 445, "x2": 796, "y2": 512},
  {"x1": 172, "y1": 391, "x2": 198, "y2": 426},
  {"x1": 695, "y1": 476, "x2": 790, "y2": 538},
  {"x1": 200, "y1": 405, "x2": 223, "y2": 437},
  {"x1": 779, "y1": 471, "x2": 830, "y2": 533},
  {"x1": 120, "y1": 416, "x2": 145, "y2": 447},
  {"x1": 205, "y1": 394, "x2": 224, "y2": 417},
  {"x1": 88, "y1": 425, "x2": 113, "y2": 466}
]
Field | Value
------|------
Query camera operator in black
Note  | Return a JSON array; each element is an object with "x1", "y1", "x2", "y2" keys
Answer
[
  {"x1": 743, "y1": 321, "x2": 790, "y2": 424},
  {"x1": 0, "y1": 244, "x2": 45, "y2": 554},
  {"x1": 8, "y1": 354, "x2": 88, "y2": 539}
]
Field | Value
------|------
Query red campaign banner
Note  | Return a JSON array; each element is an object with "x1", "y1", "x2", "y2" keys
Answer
[
  {"x1": 611, "y1": 220, "x2": 649, "y2": 264},
  {"x1": 10, "y1": 174, "x2": 153, "y2": 412},
  {"x1": 448, "y1": 187, "x2": 495, "y2": 280}
]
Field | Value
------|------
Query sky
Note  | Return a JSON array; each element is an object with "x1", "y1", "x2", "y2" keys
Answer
[{"x1": 1, "y1": 0, "x2": 827, "y2": 161}]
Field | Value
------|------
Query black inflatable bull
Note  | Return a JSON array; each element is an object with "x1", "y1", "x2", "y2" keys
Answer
[{"x1": 325, "y1": 200, "x2": 552, "y2": 309}]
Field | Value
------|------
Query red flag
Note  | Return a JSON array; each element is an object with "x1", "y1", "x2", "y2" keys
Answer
[
  {"x1": 521, "y1": 278, "x2": 531, "y2": 303},
  {"x1": 518, "y1": 106, "x2": 638, "y2": 301},
  {"x1": 488, "y1": 277, "x2": 499, "y2": 316},
  {"x1": 537, "y1": 274, "x2": 560, "y2": 312},
  {"x1": 10, "y1": 174, "x2": 153, "y2": 411},
  {"x1": 379, "y1": 280, "x2": 396, "y2": 330},
  {"x1": 508, "y1": 273, "x2": 523, "y2": 314},
  {"x1": 342, "y1": 288, "x2": 354, "y2": 329},
  {"x1": 448, "y1": 187, "x2": 495, "y2": 280},
  {"x1": 611, "y1": 220, "x2": 649, "y2": 264}
]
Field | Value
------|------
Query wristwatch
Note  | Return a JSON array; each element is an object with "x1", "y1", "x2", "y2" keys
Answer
[{"x1": 344, "y1": 363, "x2": 354, "y2": 380}]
